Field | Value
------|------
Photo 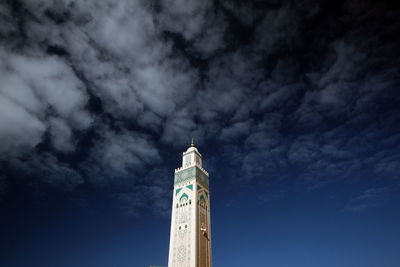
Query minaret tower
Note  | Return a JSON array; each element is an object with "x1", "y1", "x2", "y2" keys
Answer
[{"x1": 168, "y1": 139, "x2": 212, "y2": 267}]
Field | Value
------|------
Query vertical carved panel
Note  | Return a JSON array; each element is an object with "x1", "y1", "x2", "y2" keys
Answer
[{"x1": 197, "y1": 192, "x2": 211, "y2": 267}]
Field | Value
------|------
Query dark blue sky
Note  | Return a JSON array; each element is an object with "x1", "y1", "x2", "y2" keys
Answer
[{"x1": 1, "y1": 0, "x2": 400, "y2": 266}]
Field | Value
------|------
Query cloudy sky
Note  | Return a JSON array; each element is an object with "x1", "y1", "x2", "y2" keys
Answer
[{"x1": 0, "y1": 0, "x2": 400, "y2": 266}]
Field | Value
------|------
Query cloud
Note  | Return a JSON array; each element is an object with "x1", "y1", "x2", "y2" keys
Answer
[
  {"x1": 0, "y1": 92, "x2": 46, "y2": 156},
  {"x1": 0, "y1": 0, "x2": 399, "y2": 216},
  {"x1": 114, "y1": 167, "x2": 172, "y2": 217},
  {"x1": 191, "y1": 13, "x2": 227, "y2": 56},
  {"x1": 0, "y1": 50, "x2": 92, "y2": 156},
  {"x1": 219, "y1": 120, "x2": 253, "y2": 141},
  {"x1": 48, "y1": 117, "x2": 74, "y2": 152},
  {"x1": 82, "y1": 125, "x2": 161, "y2": 186},
  {"x1": 344, "y1": 185, "x2": 400, "y2": 213},
  {"x1": 161, "y1": 107, "x2": 197, "y2": 146},
  {"x1": 254, "y1": 4, "x2": 299, "y2": 56},
  {"x1": 9, "y1": 153, "x2": 84, "y2": 192},
  {"x1": 287, "y1": 135, "x2": 320, "y2": 165},
  {"x1": 159, "y1": 0, "x2": 213, "y2": 41}
]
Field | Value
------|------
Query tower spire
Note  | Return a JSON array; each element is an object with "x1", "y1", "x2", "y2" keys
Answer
[{"x1": 191, "y1": 137, "x2": 195, "y2": 147}]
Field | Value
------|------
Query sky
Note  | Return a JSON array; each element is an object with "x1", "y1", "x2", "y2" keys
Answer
[{"x1": 0, "y1": 0, "x2": 400, "y2": 266}]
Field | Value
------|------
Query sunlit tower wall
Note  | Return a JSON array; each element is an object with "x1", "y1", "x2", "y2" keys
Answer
[{"x1": 167, "y1": 141, "x2": 212, "y2": 267}]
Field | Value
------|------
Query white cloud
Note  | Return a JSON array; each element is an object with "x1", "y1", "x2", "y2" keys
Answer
[
  {"x1": 82, "y1": 127, "x2": 161, "y2": 186},
  {"x1": 49, "y1": 117, "x2": 74, "y2": 152},
  {"x1": 0, "y1": 50, "x2": 92, "y2": 155},
  {"x1": 0, "y1": 93, "x2": 46, "y2": 156},
  {"x1": 159, "y1": 0, "x2": 213, "y2": 40}
]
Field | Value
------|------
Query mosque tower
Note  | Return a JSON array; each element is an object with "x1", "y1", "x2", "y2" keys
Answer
[{"x1": 167, "y1": 139, "x2": 212, "y2": 267}]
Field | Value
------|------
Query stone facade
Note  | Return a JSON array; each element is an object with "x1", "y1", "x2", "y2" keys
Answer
[{"x1": 168, "y1": 145, "x2": 212, "y2": 267}]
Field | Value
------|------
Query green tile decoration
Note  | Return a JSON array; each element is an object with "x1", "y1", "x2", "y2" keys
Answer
[
  {"x1": 174, "y1": 166, "x2": 209, "y2": 187},
  {"x1": 175, "y1": 188, "x2": 182, "y2": 195},
  {"x1": 180, "y1": 193, "x2": 189, "y2": 201}
]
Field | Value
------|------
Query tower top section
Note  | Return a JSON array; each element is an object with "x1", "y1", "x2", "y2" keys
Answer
[
  {"x1": 175, "y1": 139, "x2": 207, "y2": 175},
  {"x1": 174, "y1": 140, "x2": 209, "y2": 185},
  {"x1": 185, "y1": 137, "x2": 198, "y2": 153},
  {"x1": 184, "y1": 138, "x2": 201, "y2": 155}
]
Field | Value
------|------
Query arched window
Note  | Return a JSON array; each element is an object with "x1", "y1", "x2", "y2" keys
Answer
[{"x1": 179, "y1": 193, "x2": 190, "y2": 207}]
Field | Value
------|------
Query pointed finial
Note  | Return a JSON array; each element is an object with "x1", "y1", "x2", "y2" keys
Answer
[{"x1": 191, "y1": 137, "x2": 195, "y2": 147}]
